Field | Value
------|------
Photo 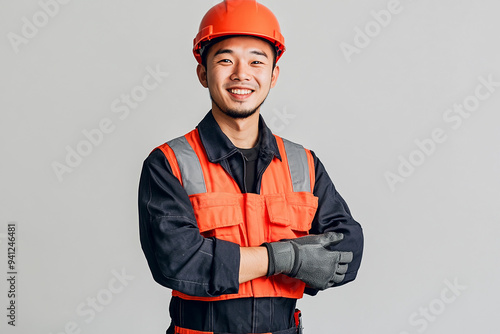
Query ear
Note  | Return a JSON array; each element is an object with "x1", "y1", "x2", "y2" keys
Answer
[
  {"x1": 197, "y1": 63, "x2": 208, "y2": 88},
  {"x1": 270, "y1": 65, "x2": 280, "y2": 89}
]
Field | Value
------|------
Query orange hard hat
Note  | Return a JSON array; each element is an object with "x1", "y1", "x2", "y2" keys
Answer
[{"x1": 193, "y1": 0, "x2": 286, "y2": 64}]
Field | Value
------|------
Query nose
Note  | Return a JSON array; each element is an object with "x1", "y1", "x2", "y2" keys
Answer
[{"x1": 230, "y1": 61, "x2": 251, "y2": 81}]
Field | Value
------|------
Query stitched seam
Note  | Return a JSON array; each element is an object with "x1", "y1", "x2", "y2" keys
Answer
[
  {"x1": 146, "y1": 171, "x2": 154, "y2": 217},
  {"x1": 163, "y1": 276, "x2": 209, "y2": 286},
  {"x1": 152, "y1": 215, "x2": 196, "y2": 223},
  {"x1": 252, "y1": 298, "x2": 257, "y2": 333},
  {"x1": 179, "y1": 297, "x2": 182, "y2": 327},
  {"x1": 199, "y1": 251, "x2": 213, "y2": 257},
  {"x1": 209, "y1": 301, "x2": 213, "y2": 332}
]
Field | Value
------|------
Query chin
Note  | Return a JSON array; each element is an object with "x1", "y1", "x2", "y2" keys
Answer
[{"x1": 222, "y1": 108, "x2": 258, "y2": 119}]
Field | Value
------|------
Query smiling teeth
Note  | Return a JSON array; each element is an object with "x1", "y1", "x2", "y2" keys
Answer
[{"x1": 229, "y1": 89, "x2": 252, "y2": 95}]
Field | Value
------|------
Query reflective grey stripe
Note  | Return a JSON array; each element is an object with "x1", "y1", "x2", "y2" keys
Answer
[
  {"x1": 167, "y1": 136, "x2": 207, "y2": 195},
  {"x1": 282, "y1": 138, "x2": 311, "y2": 192}
]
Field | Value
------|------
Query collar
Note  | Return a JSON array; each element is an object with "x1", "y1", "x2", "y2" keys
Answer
[{"x1": 196, "y1": 111, "x2": 282, "y2": 163}]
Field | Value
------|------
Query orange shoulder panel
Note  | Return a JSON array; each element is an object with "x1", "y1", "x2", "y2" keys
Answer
[
  {"x1": 155, "y1": 143, "x2": 183, "y2": 186},
  {"x1": 184, "y1": 128, "x2": 241, "y2": 193}
]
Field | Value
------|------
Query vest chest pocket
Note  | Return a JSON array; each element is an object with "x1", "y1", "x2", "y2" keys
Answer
[
  {"x1": 265, "y1": 193, "x2": 319, "y2": 242},
  {"x1": 190, "y1": 194, "x2": 245, "y2": 245}
]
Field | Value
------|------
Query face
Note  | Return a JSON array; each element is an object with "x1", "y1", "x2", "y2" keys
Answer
[{"x1": 197, "y1": 36, "x2": 280, "y2": 119}]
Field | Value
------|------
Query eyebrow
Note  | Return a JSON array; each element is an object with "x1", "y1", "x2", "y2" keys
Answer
[
  {"x1": 251, "y1": 50, "x2": 268, "y2": 58},
  {"x1": 213, "y1": 49, "x2": 269, "y2": 58}
]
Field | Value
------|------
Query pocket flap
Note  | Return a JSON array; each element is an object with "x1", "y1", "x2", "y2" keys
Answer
[
  {"x1": 265, "y1": 194, "x2": 290, "y2": 227},
  {"x1": 190, "y1": 193, "x2": 243, "y2": 233},
  {"x1": 286, "y1": 192, "x2": 319, "y2": 232},
  {"x1": 266, "y1": 193, "x2": 318, "y2": 232}
]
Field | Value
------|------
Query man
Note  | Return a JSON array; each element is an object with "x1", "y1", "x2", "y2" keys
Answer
[{"x1": 138, "y1": 1, "x2": 363, "y2": 333}]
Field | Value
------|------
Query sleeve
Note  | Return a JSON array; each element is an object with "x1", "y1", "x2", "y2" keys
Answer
[
  {"x1": 138, "y1": 149, "x2": 241, "y2": 297},
  {"x1": 305, "y1": 151, "x2": 364, "y2": 296}
]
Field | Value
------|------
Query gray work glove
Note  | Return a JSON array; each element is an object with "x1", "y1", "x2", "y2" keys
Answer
[{"x1": 263, "y1": 232, "x2": 353, "y2": 290}]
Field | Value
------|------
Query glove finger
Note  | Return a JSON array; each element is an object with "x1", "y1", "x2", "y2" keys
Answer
[
  {"x1": 321, "y1": 232, "x2": 344, "y2": 247},
  {"x1": 336, "y1": 264, "x2": 349, "y2": 275},
  {"x1": 331, "y1": 272, "x2": 345, "y2": 284},
  {"x1": 339, "y1": 251, "x2": 353, "y2": 264}
]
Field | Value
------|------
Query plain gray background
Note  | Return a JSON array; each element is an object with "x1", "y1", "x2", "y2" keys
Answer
[{"x1": 1, "y1": 0, "x2": 499, "y2": 333}]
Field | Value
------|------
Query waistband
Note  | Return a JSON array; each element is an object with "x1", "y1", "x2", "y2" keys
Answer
[
  {"x1": 174, "y1": 326, "x2": 297, "y2": 334},
  {"x1": 169, "y1": 296, "x2": 297, "y2": 333}
]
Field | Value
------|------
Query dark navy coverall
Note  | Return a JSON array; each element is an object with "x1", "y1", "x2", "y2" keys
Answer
[{"x1": 138, "y1": 111, "x2": 363, "y2": 333}]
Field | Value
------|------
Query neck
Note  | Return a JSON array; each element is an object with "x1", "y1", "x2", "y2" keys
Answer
[{"x1": 211, "y1": 108, "x2": 260, "y2": 149}]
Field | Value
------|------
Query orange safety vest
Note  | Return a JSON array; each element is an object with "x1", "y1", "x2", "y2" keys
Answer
[{"x1": 157, "y1": 128, "x2": 318, "y2": 301}]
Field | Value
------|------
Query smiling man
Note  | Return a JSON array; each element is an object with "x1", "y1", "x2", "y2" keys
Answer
[
  {"x1": 138, "y1": 1, "x2": 364, "y2": 333},
  {"x1": 200, "y1": 36, "x2": 278, "y2": 120},
  {"x1": 198, "y1": 35, "x2": 279, "y2": 150}
]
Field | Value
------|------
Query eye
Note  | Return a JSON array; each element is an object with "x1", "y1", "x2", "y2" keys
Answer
[
  {"x1": 218, "y1": 59, "x2": 233, "y2": 64},
  {"x1": 251, "y1": 60, "x2": 264, "y2": 65}
]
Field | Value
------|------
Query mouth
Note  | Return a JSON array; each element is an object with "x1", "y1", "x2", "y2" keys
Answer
[{"x1": 227, "y1": 88, "x2": 254, "y2": 99}]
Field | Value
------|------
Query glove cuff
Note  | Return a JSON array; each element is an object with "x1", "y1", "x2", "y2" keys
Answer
[
  {"x1": 263, "y1": 241, "x2": 295, "y2": 276},
  {"x1": 262, "y1": 243, "x2": 275, "y2": 277}
]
